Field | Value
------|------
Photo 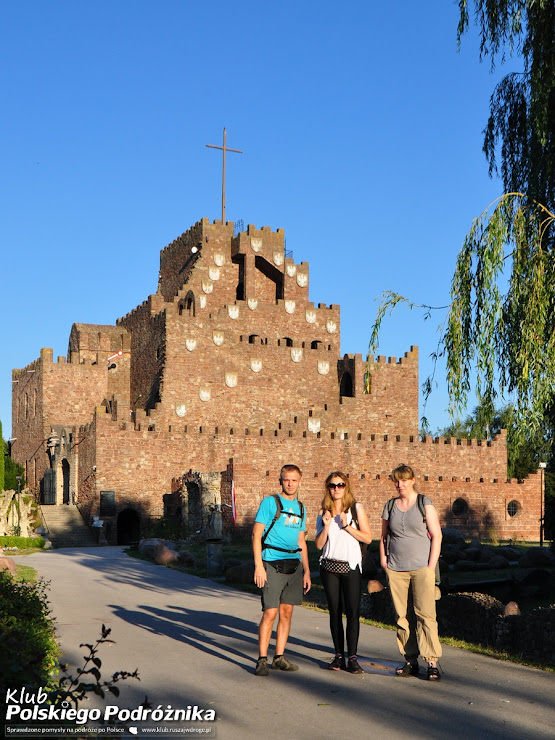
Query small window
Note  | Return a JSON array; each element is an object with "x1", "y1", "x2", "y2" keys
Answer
[
  {"x1": 507, "y1": 500, "x2": 519, "y2": 517},
  {"x1": 452, "y1": 498, "x2": 469, "y2": 516}
]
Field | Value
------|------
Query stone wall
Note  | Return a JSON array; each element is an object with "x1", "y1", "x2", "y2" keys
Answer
[{"x1": 361, "y1": 590, "x2": 555, "y2": 666}]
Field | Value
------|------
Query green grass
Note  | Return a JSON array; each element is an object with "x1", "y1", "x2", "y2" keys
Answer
[{"x1": 15, "y1": 563, "x2": 38, "y2": 582}]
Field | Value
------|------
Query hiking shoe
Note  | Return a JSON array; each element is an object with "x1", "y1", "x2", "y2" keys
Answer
[
  {"x1": 328, "y1": 654, "x2": 344, "y2": 671},
  {"x1": 346, "y1": 656, "x2": 364, "y2": 674},
  {"x1": 254, "y1": 657, "x2": 269, "y2": 676},
  {"x1": 271, "y1": 655, "x2": 299, "y2": 672}
]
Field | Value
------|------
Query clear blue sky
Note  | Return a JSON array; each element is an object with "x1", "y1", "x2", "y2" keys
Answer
[{"x1": 0, "y1": 0, "x2": 512, "y2": 437}]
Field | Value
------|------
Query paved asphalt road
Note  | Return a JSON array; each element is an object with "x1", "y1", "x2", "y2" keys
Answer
[{"x1": 10, "y1": 546, "x2": 555, "y2": 740}]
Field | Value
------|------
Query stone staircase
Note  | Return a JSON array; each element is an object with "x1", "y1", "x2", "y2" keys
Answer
[{"x1": 41, "y1": 505, "x2": 98, "y2": 548}]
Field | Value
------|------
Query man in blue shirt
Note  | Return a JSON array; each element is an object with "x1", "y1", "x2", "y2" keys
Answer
[{"x1": 252, "y1": 464, "x2": 311, "y2": 676}]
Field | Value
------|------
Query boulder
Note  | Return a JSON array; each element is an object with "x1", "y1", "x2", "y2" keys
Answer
[
  {"x1": 440, "y1": 546, "x2": 464, "y2": 565},
  {"x1": 504, "y1": 601, "x2": 520, "y2": 616},
  {"x1": 223, "y1": 558, "x2": 243, "y2": 571},
  {"x1": 518, "y1": 547, "x2": 555, "y2": 568},
  {"x1": 0, "y1": 557, "x2": 16, "y2": 576},
  {"x1": 139, "y1": 538, "x2": 176, "y2": 558},
  {"x1": 153, "y1": 543, "x2": 179, "y2": 565},
  {"x1": 486, "y1": 554, "x2": 510, "y2": 570},
  {"x1": 177, "y1": 549, "x2": 196, "y2": 566},
  {"x1": 366, "y1": 579, "x2": 384, "y2": 594},
  {"x1": 498, "y1": 545, "x2": 521, "y2": 561},
  {"x1": 463, "y1": 546, "x2": 482, "y2": 562},
  {"x1": 442, "y1": 529, "x2": 465, "y2": 546},
  {"x1": 478, "y1": 546, "x2": 497, "y2": 563},
  {"x1": 225, "y1": 562, "x2": 254, "y2": 585},
  {"x1": 453, "y1": 559, "x2": 480, "y2": 572}
]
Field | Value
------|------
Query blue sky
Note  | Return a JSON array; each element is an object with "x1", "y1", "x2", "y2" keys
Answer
[{"x1": 0, "y1": 1, "x2": 513, "y2": 437}]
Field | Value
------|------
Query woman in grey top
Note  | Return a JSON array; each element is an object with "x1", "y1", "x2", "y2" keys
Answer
[{"x1": 379, "y1": 464, "x2": 442, "y2": 680}]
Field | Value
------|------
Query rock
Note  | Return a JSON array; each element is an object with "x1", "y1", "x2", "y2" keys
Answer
[
  {"x1": 478, "y1": 546, "x2": 497, "y2": 563},
  {"x1": 504, "y1": 601, "x2": 520, "y2": 616},
  {"x1": 138, "y1": 538, "x2": 176, "y2": 558},
  {"x1": 463, "y1": 546, "x2": 482, "y2": 562},
  {"x1": 366, "y1": 579, "x2": 384, "y2": 594},
  {"x1": 453, "y1": 559, "x2": 479, "y2": 572},
  {"x1": 153, "y1": 543, "x2": 179, "y2": 565},
  {"x1": 223, "y1": 558, "x2": 242, "y2": 571},
  {"x1": 0, "y1": 557, "x2": 16, "y2": 575},
  {"x1": 486, "y1": 554, "x2": 510, "y2": 570},
  {"x1": 518, "y1": 547, "x2": 555, "y2": 568},
  {"x1": 442, "y1": 529, "x2": 465, "y2": 546},
  {"x1": 43, "y1": 539, "x2": 53, "y2": 550},
  {"x1": 177, "y1": 549, "x2": 196, "y2": 566},
  {"x1": 361, "y1": 553, "x2": 378, "y2": 579},
  {"x1": 224, "y1": 563, "x2": 254, "y2": 585},
  {"x1": 498, "y1": 546, "x2": 520, "y2": 560},
  {"x1": 440, "y1": 546, "x2": 463, "y2": 565}
]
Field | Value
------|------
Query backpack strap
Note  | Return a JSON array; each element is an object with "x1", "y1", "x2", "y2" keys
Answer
[
  {"x1": 350, "y1": 503, "x2": 359, "y2": 529},
  {"x1": 261, "y1": 494, "x2": 303, "y2": 554},
  {"x1": 417, "y1": 493, "x2": 427, "y2": 525},
  {"x1": 385, "y1": 498, "x2": 396, "y2": 556}
]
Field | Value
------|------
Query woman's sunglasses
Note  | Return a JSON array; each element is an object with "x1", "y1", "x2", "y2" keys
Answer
[{"x1": 328, "y1": 482, "x2": 346, "y2": 489}]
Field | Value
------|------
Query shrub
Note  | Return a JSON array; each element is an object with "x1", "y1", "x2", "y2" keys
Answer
[
  {"x1": 0, "y1": 571, "x2": 58, "y2": 696},
  {"x1": 0, "y1": 536, "x2": 45, "y2": 549}
]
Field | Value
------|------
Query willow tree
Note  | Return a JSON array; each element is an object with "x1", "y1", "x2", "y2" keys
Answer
[{"x1": 371, "y1": 1, "x2": 555, "y2": 448}]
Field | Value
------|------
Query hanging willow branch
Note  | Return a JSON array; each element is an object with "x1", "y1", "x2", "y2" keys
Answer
[{"x1": 369, "y1": 193, "x2": 555, "y2": 447}]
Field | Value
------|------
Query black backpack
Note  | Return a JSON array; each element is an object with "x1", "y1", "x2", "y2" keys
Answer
[{"x1": 261, "y1": 494, "x2": 305, "y2": 555}]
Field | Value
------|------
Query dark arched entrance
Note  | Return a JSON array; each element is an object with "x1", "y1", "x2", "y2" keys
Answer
[
  {"x1": 340, "y1": 371, "x2": 354, "y2": 398},
  {"x1": 117, "y1": 508, "x2": 141, "y2": 545},
  {"x1": 62, "y1": 459, "x2": 71, "y2": 504}
]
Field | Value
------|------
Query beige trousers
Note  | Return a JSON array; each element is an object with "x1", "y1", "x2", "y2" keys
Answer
[{"x1": 386, "y1": 566, "x2": 442, "y2": 661}]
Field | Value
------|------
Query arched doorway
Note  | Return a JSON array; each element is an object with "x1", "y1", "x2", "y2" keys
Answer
[
  {"x1": 117, "y1": 508, "x2": 141, "y2": 545},
  {"x1": 340, "y1": 371, "x2": 354, "y2": 398},
  {"x1": 62, "y1": 459, "x2": 71, "y2": 504}
]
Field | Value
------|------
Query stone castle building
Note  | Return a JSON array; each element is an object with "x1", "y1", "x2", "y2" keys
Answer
[{"x1": 11, "y1": 218, "x2": 541, "y2": 543}]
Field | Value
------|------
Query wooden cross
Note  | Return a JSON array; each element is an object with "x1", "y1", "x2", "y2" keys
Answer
[{"x1": 206, "y1": 128, "x2": 243, "y2": 223}]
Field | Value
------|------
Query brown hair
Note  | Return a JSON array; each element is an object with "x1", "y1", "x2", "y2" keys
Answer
[
  {"x1": 280, "y1": 464, "x2": 302, "y2": 480},
  {"x1": 321, "y1": 471, "x2": 356, "y2": 513},
  {"x1": 390, "y1": 464, "x2": 416, "y2": 482}
]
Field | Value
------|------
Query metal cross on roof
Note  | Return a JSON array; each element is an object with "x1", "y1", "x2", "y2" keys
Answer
[{"x1": 206, "y1": 128, "x2": 243, "y2": 223}]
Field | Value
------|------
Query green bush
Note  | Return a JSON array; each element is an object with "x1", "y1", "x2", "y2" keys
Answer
[
  {"x1": 0, "y1": 536, "x2": 45, "y2": 549},
  {"x1": 0, "y1": 571, "x2": 58, "y2": 696}
]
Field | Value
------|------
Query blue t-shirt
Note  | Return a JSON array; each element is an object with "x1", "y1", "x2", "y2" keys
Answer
[{"x1": 255, "y1": 495, "x2": 306, "y2": 562}]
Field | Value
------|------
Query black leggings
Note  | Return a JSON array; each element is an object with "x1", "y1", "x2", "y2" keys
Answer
[{"x1": 320, "y1": 566, "x2": 362, "y2": 657}]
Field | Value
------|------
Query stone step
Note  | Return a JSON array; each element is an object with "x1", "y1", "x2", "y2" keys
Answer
[{"x1": 41, "y1": 505, "x2": 98, "y2": 548}]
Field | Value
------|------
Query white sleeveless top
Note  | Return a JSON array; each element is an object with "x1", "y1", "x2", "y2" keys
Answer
[{"x1": 315, "y1": 503, "x2": 362, "y2": 571}]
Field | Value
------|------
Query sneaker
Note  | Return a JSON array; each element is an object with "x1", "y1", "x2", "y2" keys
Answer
[
  {"x1": 346, "y1": 656, "x2": 364, "y2": 674},
  {"x1": 328, "y1": 654, "x2": 344, "y2": 671},
  {"x1": 254, "y1": 657, "x2": 269, "y2": 676},
  {"x1": 271, "y1": 655, "x2": 299, "y2": 672}
]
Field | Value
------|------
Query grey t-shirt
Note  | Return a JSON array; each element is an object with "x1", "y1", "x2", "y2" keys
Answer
[{"x1": 382, "y1": 496, "x2": 433, "y2": 571}]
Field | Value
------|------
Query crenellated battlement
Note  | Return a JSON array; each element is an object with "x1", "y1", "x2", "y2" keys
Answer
[
  {"x1": 13, "y1": 217, "x2": 535, "y2": 542},
  {"x1": 368, "y1": 346, "x2": 418, "y2": 366}
]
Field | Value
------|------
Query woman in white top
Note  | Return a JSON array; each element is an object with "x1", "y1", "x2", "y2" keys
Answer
[{"x1": 315, "y1": 471, "x2": 372, "y2": 673}]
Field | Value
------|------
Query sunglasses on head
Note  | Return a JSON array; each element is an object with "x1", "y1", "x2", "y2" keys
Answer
[{"x1": 328, "y1": 482, "x2": 346, "y2": 489}]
